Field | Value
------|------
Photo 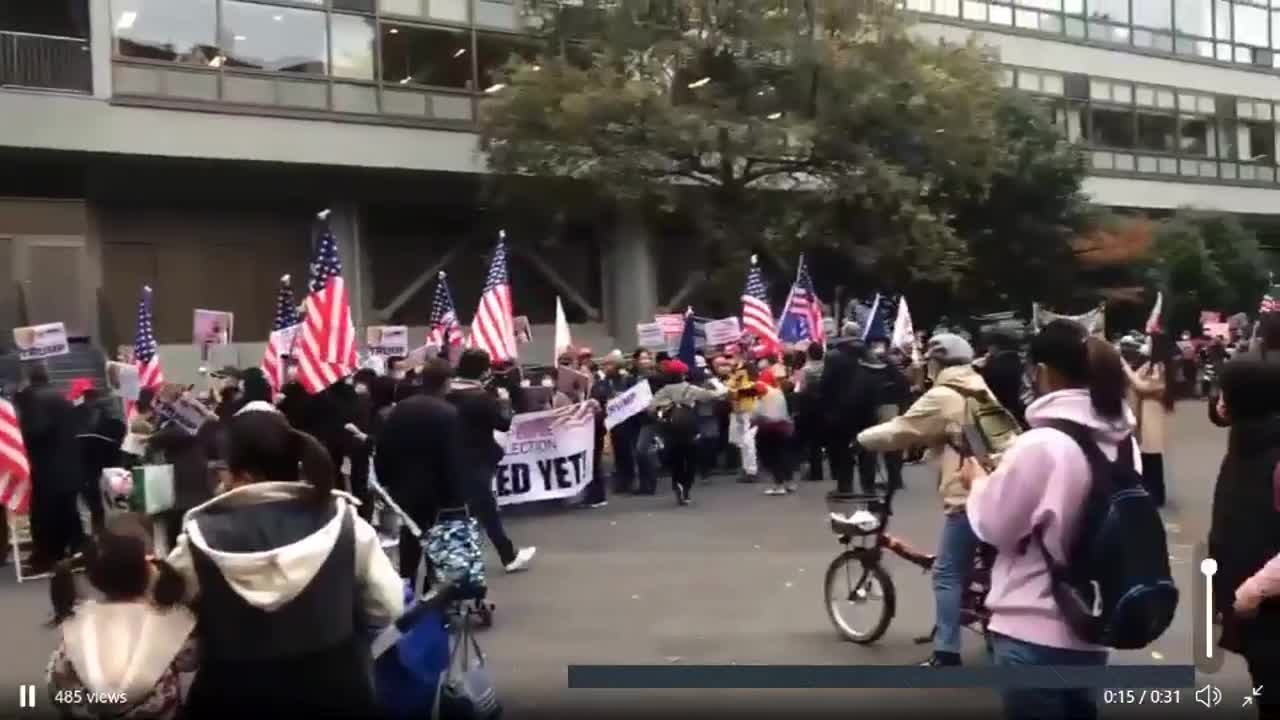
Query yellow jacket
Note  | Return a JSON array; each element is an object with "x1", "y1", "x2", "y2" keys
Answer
[{"x1": 726, "y1": 367, "x2": 759, "y2": 414}]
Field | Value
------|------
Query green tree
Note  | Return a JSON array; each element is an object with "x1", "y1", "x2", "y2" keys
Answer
[
  {"x1": 479, "y1": 0, "x2": 1013, "y2": 288},
  {"x1": 1148, "y1": 210, "x2": 1271, "y2": 333}
]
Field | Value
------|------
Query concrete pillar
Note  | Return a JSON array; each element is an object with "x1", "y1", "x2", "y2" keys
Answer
[
  {"x1": 89, "y1": 0, "x2": 111, "y2": 99},
  {"x1": 606, "y1": 204, "x2": 659, "y2": 347},
  {"x1": 329, "y1": 204, "x2": 374, "y2": 330}
]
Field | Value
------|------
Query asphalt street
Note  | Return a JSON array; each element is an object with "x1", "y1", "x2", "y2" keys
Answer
[{"x1": 0, "y1": 403, "x2": 1262, "y2": 719}]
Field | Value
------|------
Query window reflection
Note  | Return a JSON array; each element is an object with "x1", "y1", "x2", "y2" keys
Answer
[
  {"x1": 1234, "y1": 3, "x2": 1268, "y2": 48},
  {"x1": 1244, "y1": 121, "x2": 1276, "y2": 163},
  {"x1": 476, "y1": 31, "x2": 541, "y2": 90},
  {"x1": 331, "y1": 14, "x2": 375, "y2": 80},
  {"x1": 1180, "y1": 116, "x2": 1213, "y2": 156},
  {"x1": 1134, "y1": 0, "x2": 1172, "y2": 30},
  {"x1": 380, "y1": 23, "x2": 472, "y2": 89},
  {"x1": 1137, "y1": 112, "x2": 1177, "y2": 151},
  {"x1": 1175, "y1": 0, "x2": 1213, "y2": 37},
  {"x1": 220, "y1": 2, "x2": 327, "y2": 74},
  {"x1": 1090, "y1": 107, "x2": 1135, "y2": 148},
  {"x1": 112, "y1": 0, "x2": 217, "y2": 64}
]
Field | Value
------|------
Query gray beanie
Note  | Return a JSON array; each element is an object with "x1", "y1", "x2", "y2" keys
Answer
[{"x1": 926, "y1": 333, "x2": 975, "y2": 366}]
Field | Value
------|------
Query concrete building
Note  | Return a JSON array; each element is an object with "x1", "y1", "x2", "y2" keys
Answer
[{"x1": 2, "y1": 0, "x2": 1279, "y2": 379}]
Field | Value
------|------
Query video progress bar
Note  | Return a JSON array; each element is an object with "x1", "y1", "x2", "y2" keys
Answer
[{"x1": 567, "y1": 665, "x2": 1196, "y2": 689}]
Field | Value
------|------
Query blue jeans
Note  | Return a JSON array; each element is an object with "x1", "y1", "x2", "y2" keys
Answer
[
  {"x1": 933, "y1": 510, "x2": 979, "y2": 654},
  {"x1": 989, "y1": 633, "x2": 1107, "y2": 720},
  {"x1": 634, "y1": 423, "x2": 660, "y2": 492}
]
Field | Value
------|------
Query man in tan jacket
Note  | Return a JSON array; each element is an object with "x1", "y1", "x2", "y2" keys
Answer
[{"x1": 857, "y1": 333, "x2": 993, "y2": 667}]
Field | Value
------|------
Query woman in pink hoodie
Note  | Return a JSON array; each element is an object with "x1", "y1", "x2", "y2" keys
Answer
[{"x1": 961, "y1": 320, "x2": 1133, "y2": 720}]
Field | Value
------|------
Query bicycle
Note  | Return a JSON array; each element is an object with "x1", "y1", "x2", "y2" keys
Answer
[{"x1": 823, "y1": 488, "x2": 993, "y2": 645}]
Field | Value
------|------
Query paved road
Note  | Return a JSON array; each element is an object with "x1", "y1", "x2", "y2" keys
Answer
[{"x1": 0, "y1": 404, "x2": 1262, "y2": 719}]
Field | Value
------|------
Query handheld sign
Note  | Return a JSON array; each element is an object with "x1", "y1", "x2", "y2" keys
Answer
[
  {"x1": 154, "y1": 396, "x2": 209, "y2": 436},
  {"x1": 13, "y1": 322, "x2": 69, "y2": 361},
  {"x1": 605, "y1": 380, "x2": 652, "y2": 431},
  {"x1": 193, "y1": 309, "x2": 234, "y2": 346},
  {"x1": 366, "y1": 326, "x2": 409, "y2": 356},
  {"x1": 703, "y1": 317, "x2": 742, "y2": 347},
  {"x1": 636, "y1": 322, "x2": 666, "y2": 351}
]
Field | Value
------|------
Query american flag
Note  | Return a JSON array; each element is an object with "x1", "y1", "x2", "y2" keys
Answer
[
  {"x1": 0, "y1": 397, "x2": 31, "y2": 513},
  {"x1": 549, "y1": 401, "x2": 596, "y2": 429},
  {"x1": 260, "y1": 274, "x2": 300, "y2": 392},
  {"x1": 296, "y1": 213, "x2": 357, "y2": 394},
  {"x1": 134, "y1": 286, "x2": 165, "y2": 389},
  {"x1": 778, "y1": 254, "x2": 824, "y2": 345},
  {"x1": 741, "y1": 255, "x2": 779, "y2": 350},
  {"x1": 427, "y1": 271, "x2": 463, "y2": 348},
  {"x1": 468, "y1": 233, "x2": 517, "y2": 363},
  {"x1": 1261, "y1": 283, "x2": 1279, "y2": 314}
]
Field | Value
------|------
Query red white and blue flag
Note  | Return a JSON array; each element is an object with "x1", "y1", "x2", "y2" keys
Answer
[
  {"x1": 0, "y1": 397, "x2": 31, "y2": 513},
  {"x1": 468, "y1": 233, "x2": 517, "y2": 363},
  {"x1": 297, "y1": 212, "x2": 357, "y2": 394},
  {"x1": 134, "y1": 286, "x2": 165, "y2": 389},
  {"x1": 427, "y1": 271, "x2": 464, "y2": 348},
  {"x1": 260, "y1": 274, "x2": 300, "y2": 392},
  {"x1": 741, "y1": 255, "x2": 779, "y2": 351},
  {"x1": 1261, "y1": 283, "x2": 1279, "y2": 314},
  {"x1": 778, "y1": 254, "x2": 824, "y2": 346}
]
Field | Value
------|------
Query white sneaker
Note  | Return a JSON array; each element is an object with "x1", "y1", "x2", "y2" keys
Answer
[
  {"x1": 505, "y1": 546, "x2": 537, "y2": 573},
  {"x1": 588, "y1": 501, "x2": 608, "y2": 508},
  {"x1": 764, "y1": 487, "x2": 786, "y2": 496}
]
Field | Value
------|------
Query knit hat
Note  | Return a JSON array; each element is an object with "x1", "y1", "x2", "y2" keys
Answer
[
  {"x1": 925, "y1": 333, "x2": 975, "y2": 366},
  {"x1": 662, "y1": 359, "x2": 689, "y2": 375}
]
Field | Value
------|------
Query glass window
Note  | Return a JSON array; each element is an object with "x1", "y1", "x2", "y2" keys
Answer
[
  {"x1": 1135, "y1": 0, "x2": 1173, "y2": 29},
  {"x1": 1089, "y1": 0, "x2": 1128, "y2": 22},
  {"x1": 380, "y1": 23, "x2": 472, "y2": 89},
  {"x1": 964, "y1": 1, "x2": 988, "y2": 20},
  {"x1": 1175, "y1": 0, "x2": 1212, "y2": 35},
  {"x1": 1236, "y1": 3, "x2": 1269, "y2": 45},
  {"x1": 1090, "y1": 107, "x2": 1135, "y2": 148},
  {"x1": 334, "y1": 0, "x2": 376, "y2": 10},
  {"x1": 1018, "y1": 0, "x2": 1059, "y2": 9},
  {"x1": 1215, "y1": 0, "x2": 1232, "y2": 39},
  {"x1": 0, "y1": 1, "x2": 90, "y2": 37},
  {"x1": 991, "y1": 4, "x2": 1014, "y2": 24},
  {"x1": 1137, "y1": 112, "x2": 1177, "y2": 151},
  {"x1": 1273, "y1": 10, "x2": 1280, "y2": 48},
  {"x1": 476, "y1": 31, "x2": 540, "y2": 90},
  {"x1": 936, "y1": 0, "x2": 961, "y2": 15},
  {"x1": 1245, "y1": 121, "x2": 1276, "y2": 162},
  {"x1": 1180, "y1": 116, "x2": 1213, "y2": 155},
  {"x1": 111, "y1": 0, "x2": 216, "y2": 64},
  {"x1": 1065, "y1": 0, "x2": 1083, "y2": 12},
  {"x1": 331, "y1": 14, "x2": 375, "y2": 80},
  {"x1": 220, "y1": 2, "x2": 327, "y2": 74}
]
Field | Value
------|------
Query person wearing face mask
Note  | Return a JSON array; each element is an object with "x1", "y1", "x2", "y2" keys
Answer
[{"x1": 857, "y1": 334, "x2": 1003, "y2": 667}]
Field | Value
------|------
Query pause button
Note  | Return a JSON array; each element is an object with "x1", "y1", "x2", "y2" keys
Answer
[{"x1": 17, "y1": 685, "x2": 37, "y2": 709}]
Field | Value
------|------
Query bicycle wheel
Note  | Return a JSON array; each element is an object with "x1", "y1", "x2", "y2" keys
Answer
[{"x1": 824, "y1": 551, "x2": 896, "y2": 644}]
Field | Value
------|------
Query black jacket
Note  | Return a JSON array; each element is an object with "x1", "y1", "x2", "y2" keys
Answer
[
  {"x1": 818, "y1": 340, "x2": 864, "y2": 433},
  {"x1": 375, "y1": 395, "x2": 465, "y2": 526},
  {"x1": 849, "y1": 358, "x2": 909, "y2": 429},
  {"x1": 445, "y1": 379, "x2": 512, "y2": 499},
  {"x1": 15, "y1": 383, "x2": 80, "y2": 496},
  {"x1": 148, "y1": 419, "x2": 223, "y2": 512},
  {"x1": 1209, "y1": 412, "x2": 1280, "y2": 662},
  {"x1": 74, "y1": 396, "x2": 126, "y2": 493},
  {"x1": 979, "y1": 350, "x2": 1028, "y2": 428}
]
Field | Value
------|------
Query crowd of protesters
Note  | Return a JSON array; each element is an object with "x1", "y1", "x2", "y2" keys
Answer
[{"x1": 5, "y1": 308, "x2": 1280, "y2": 720}]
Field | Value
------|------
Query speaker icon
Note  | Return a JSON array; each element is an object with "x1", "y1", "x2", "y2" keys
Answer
[{"x1": 1197, "y1": 684, "x2": 1223, "y2": 709}]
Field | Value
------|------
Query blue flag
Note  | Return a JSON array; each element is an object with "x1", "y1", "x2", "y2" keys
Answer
[
  {"x1": 862, "y1": 293, "x2": 890, "y2": 343},
  {"x1": 678, "y1": 308, "x2": 699, "y2": 374}
]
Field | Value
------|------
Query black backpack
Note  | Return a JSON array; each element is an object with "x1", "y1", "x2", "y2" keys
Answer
[
  {"x1": 662, "y1": 402, "x2": 699, "y2": 441},
  {"x1": 1035, "y1": 420, "x2": 1179, "y2": 649}
]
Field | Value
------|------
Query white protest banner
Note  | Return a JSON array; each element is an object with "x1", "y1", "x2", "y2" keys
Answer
[
  {"x1": 604, "y1": 380, "x2": 652, "y2": 431},
  {"x1": 703, "y1": 317, "x2": 742, "y2": 347},
  {"x1": 365, "y1": 325, "x2": 409, "y2": 356},
  {"x1": 193, "y1": 309, "x2": 234, "y2": 346},
  {"x1": 636, "y1": 322, "x2": 667, "y2": 351},
  {"x1": 106, "y1": 361, "x2": 141, "y2": 402},
  {"x1": 1203, "y1": 321, "x2": 1230, "y2": 340},
  {"x1": 12, "y1": 322, "x2": 69, "y2": 361},
  {"x1": 154, "y1": 396, "x2": 210, "y2": 436},
  {"x1": 493, "y1": 403, "x2": 596, "y2": 506}
]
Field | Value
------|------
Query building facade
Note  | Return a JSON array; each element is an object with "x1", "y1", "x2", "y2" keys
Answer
[{"x1": 2, "y1": 0, "x2": 1278, "y2": 379}]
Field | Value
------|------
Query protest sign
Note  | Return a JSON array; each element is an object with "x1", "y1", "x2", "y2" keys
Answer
[
  {"x1": 269, "y1": 324, "x2": 300, "y2": 357},
  {"x1": 636, "y1": 322, "x2": 667, "y2": 350},
  {"x1": 1203, "y1": 321, "x2": 1230, "y2": 340},
  {"x1": 12, "y1": 322, "x2": 69, "y2": 361},
  {"x1": 605, "y1": 380, "x2": 652, "y2": 431},
  {"x1": 655, "y1": 314, "x2": 685, "y2": 335},
  {"x1": 493, "y1": 404, "x2": 596, "y2": 506},
  {"x1": 514, "y1": 315, "x2": 532, "y2": 344},
  {"x1": 106, "y1": 361, "x2": 141, "y2": 402},
  {"x1": 365, "y1": 325, "x2": 409, "y2": 356},
  {"x1": 556, "y1": 366, "x2": 592, "y2": 401},
  {"x1": 193, "y1": 309, "x2": 234, "y2": 346},
  {"x1": 703, "y1": 317, "x2": 742, "y2": 347},
  {"x1": 1200, "y1": 310, "x2": 1222, "y2": 326},
  {"x1": 154, "y1": 396, "x2": 210, "y2": 436}
]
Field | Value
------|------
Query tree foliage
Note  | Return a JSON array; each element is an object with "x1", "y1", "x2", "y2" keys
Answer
[
  {"x1": 1148, "y1": 210, "x2": 1271, "y2": 333},
  {"x1": 479, "y1": 0, "x2": 1028, "y2": 287}
]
